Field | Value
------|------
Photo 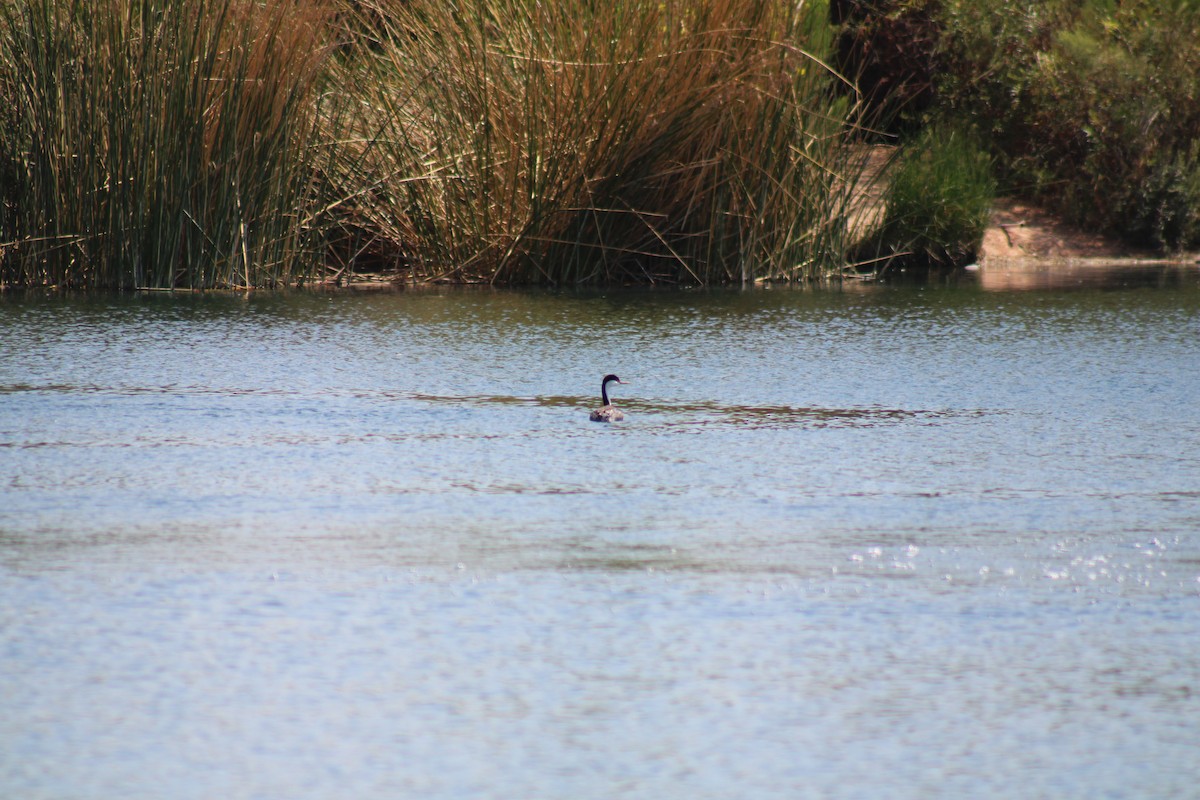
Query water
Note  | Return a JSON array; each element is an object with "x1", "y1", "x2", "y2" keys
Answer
[{"x1": 2, "y1": 273, "x2": 1200, "y2": 798}]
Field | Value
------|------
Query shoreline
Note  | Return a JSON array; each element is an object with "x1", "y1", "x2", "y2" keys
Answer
[{"x1": 5, "y1": 195, "x2": 1196, "y2": 293}]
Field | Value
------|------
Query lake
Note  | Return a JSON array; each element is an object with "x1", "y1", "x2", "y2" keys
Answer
[{"x1": 2, "y1": 270, "x2": 1199, "y2": 798}]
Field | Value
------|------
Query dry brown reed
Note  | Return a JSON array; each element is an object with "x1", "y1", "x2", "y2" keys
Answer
[{"x1": 325, "y1": 0, "x2": 868, "y2": 285}]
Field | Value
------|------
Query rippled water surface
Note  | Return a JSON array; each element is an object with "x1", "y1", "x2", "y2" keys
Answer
[{"x1": 2, "y1": 277, "x2": 1199, "y2": 798}]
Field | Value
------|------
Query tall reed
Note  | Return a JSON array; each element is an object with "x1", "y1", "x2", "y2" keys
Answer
[
  {"x1": 328, "y1": 0, "x2": 869, "y2": 284},
  {"x1": 0, "y1": 0, "x2": 332, "y2": 289},
  {"x1": 1, "y1": 0, "x2": 876, "y2": 288}
]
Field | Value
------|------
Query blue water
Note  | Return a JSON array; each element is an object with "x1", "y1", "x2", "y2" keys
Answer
[{"x1": 2, "y1": 277, "x2": 1199, "y2": 798}]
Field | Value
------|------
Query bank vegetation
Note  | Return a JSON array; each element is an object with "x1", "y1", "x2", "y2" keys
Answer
[{"x1": 1, "y1": 0, "x2": 1196, "y2": 289}]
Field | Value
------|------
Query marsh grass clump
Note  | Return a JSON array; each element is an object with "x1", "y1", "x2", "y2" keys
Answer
[
  {"x1": 327, "y1": 0, "x2": 868, "y2": 285},
  {"x1": 856, "y1": 122, "x2": 994, "y2": 274},
  {"x1": 0, "y1": 0, "x2": 332, "y2": 289}
]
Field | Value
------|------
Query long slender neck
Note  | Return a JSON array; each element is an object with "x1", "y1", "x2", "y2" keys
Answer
[{"x1": 601, "y1": 380, "x2": 611, "y2": 406}]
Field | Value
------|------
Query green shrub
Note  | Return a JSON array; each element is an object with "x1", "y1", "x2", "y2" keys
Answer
[
  {"x1": 936, "y1": 0, "x2": 1200, "y2": 251},
  {"x1": 830, "y1": 0, "x2": 941, "y2": 134},
  {"x1": 862, "y1": 122, "x2": 995, "y2": 273},
  {"x1": 1119, "y1": 143, "x2": 1200, "y2": 251}
]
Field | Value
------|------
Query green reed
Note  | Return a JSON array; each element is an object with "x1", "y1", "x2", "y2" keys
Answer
[{"x1": 0, "y1": 0, "x2": 331, "y2": 289}]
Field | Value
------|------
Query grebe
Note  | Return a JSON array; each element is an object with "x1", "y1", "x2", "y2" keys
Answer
[{"x1": 589, "y1": 374, "x2": 626, "y2": 422}]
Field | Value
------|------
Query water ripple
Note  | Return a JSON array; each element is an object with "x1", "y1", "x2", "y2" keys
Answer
[{"x1": 411, "y1": 391, "x2": 988, "y2": 429}]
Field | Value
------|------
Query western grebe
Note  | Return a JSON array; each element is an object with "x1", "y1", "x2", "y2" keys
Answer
[{"x1": 589, "y1": 374, "x2": 626, "y2": 422}]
